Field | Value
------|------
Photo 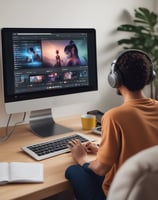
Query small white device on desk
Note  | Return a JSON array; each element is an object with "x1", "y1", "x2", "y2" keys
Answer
[{"x1": 92, "y1": 126, "x2": 102, "y2": 135}]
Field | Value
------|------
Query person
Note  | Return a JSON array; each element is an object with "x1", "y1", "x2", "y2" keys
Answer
[
  {"x1": 65, "y1": 49, "x2": 158, "y2": 200},
  {"x1": 55, "y1": 50, "x2": 61, "y2": 66},
  {"x1": 64, "y1": 40, "x2": 81, "y2": 66},
  {"x1": 26, "y1": 47, "x2": 41, "y2": 63}
]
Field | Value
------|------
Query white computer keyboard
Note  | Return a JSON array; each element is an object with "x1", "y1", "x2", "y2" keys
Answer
[{"x1": 22, "y1": 133, "x2": 92, "y2": 160}]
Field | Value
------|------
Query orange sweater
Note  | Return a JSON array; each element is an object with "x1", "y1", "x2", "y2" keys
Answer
[{"x1": 97, "y1": 98, "x2": 158, "y2": 195}]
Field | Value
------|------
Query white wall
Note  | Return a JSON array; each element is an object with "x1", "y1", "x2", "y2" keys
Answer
[{"x1": 0, "y1": 0, "x2": 156, "y2": 127}]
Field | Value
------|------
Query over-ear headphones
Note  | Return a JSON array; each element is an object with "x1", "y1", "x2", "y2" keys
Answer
[{"x1": 108, "y1": 49, "x2": 156, "y2": 88}]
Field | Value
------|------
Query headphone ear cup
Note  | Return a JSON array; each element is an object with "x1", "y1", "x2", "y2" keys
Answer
[
  {"x1": 146, "y1": 68, "x2": 156, "y2": 84},
  {"x1": 152, "y1": 70, "x2": 156, "y2": 81},
  {"x1": 108, "y1": 55, "x2": 124, "y2": 88},
  {"x1": 108, "y1": 71, "x2": 122, "y2": 88}
]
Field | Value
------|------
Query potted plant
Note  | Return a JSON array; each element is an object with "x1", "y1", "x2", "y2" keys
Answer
[{"x1": 116, "y1": 7, "x2": 158, "y2": 99}]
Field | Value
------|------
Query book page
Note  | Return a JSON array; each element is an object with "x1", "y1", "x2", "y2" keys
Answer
[
  {"x1": 0, "y1": 162, "x2": 9, "y2": 184},
  {"x1": 9, "y1": 162, "x2": 44, "y2": 183}
]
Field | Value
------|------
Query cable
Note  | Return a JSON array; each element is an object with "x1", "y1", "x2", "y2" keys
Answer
[{"x1": 0, "y1": 112, "x2": 26, "y2": 144}]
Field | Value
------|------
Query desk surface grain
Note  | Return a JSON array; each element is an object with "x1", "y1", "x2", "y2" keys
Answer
[{"x1": 0, "y1": 115, "x2": 100, "y2": 200}]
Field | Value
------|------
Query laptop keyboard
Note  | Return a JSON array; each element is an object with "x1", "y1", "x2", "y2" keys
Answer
[{"x1": 22, "y1": 133, "x2": 91, "y2": 160}]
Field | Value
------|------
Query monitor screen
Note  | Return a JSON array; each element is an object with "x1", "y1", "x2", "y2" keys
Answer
[{"x1": 1, "y1": 27, "x2": 98, "y2": 137}]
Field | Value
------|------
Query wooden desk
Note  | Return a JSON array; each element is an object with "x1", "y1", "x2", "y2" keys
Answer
[{"x1": 0, "y1": 116, "x2": 100, "y2": 200}]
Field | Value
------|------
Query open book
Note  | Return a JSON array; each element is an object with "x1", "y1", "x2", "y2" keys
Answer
[{"x1": 0, "y1": 162, "x2": 44, "y2": 185}]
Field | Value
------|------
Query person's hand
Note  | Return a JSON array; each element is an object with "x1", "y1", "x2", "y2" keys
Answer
[
  {"x1": 84, "y1": 142, "x2": 99, "y2": 154},
  {"x1": 68, "y1": 139, "x2": 87, "y2": 165}
]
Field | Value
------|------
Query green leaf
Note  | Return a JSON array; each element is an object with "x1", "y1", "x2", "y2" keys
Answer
[
  {"x1": 134, "y1": 7, "x2": 158, "y2": 29},
  {"x1": 117, "y1": 24, "x2": 143, "y2": 33}
]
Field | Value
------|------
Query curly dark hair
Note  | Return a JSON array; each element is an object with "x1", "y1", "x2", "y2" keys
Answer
[{"x1": 115, "y1": 51, "x2": 153, "y2": 91}]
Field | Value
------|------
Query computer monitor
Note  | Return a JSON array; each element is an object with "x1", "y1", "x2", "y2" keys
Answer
[{"x1": 1, "y1": 27, "x2": 98, "y2": 137}]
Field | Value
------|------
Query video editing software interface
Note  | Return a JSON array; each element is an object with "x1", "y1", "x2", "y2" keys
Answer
[{"x1": 12, "y1": 32, "x2": 89, "y2": 95}]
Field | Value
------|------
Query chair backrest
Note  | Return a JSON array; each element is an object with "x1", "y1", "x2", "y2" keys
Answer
[{"x1": 107, "y1": 145, "x2": 158, "y2": 200}]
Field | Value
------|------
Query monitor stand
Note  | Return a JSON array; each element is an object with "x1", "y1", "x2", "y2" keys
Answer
[{"x1": 29, "y1": 108, "x2": 72, "y2": 137}]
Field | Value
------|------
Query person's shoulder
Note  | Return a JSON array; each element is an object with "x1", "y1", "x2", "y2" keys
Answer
[{"x1": 104, "y1": 104, "x2": 126, "y2": 119}]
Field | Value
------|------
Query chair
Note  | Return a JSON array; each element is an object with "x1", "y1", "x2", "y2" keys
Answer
[{"x1": 107, "y1": 145, "x2": 158, "y2": 200}]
